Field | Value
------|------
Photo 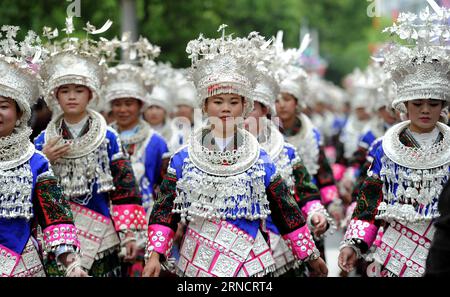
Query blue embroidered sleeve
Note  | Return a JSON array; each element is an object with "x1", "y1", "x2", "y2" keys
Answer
[
  {"x1": 144, "y1": 134, "x2": 169, "y2": 188},
  {"x1": 33, "y1": 131, "x2": 46, "y2": 151},
  {"x1": 259, "y1": 149, "x2": 277, "y2": 187},
  {"x1": 367, "y1": 144, "x2": 384, "y2": 177},
  {"x1": 106, "y1": 127, "x2": 124, "y2": 159}
]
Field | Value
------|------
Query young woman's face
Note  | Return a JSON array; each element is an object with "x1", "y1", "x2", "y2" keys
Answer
[
  {"x1": 355, "y1": 107, "x2": 370, "y2": 121},
  {"x1": 0, "y1": 96, "x2": 19, "y2": 137},
  {"x1": 111, "y1": 98, "x2": 142, "y2": 129},
  {"x1": 144, "y1": 105, "x2": 166, "y2": 126},
  {"x1": 204, "y1": 93, "x2": 245, "y2": 131},
  {"x1": 378, "y1": 106, "x2": 397, "y2": 126},
  {"x1": 175, "y1": 104, "x2": 194, "y2": 122},
  {"x1": 275, "y1": 93, "x2": 298, "y2": 121},
  {"x1": 247, "y1": 101, "x2": 268, "y2": 120},
  {"x1": 56, "y1": 84, "x2": 91, "y2": 116},
  {"x1": 244, "y1": 101, "x2": 268, "y2": 135},
  {"x1": 407, "y1": 99, "x2": 443, "y2": 133}
]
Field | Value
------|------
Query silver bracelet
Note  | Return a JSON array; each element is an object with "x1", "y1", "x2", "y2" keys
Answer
[
  {"x1": 121, "y1": 236, "x2": 136, "y2": 247},
  {"x1": 339, "y1": 240, "x2": 363, "y2": 259},
  {"x1": 308, "y1": 248, "x2": 321, "y2": 261}
]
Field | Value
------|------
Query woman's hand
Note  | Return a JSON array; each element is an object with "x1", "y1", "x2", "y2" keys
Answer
[
  {"x1": 42, "y1": 136, "x2": 71, "y2": 162},
  {"x1": 59, "y1": 252, "x2": 89, "y2": 277},
  {"x1": 142, "y1": 252, "x2": 161, "y2": 277},
  {"x1": 123, "y1": 232, "x2": 138, "y2": 262},
  {"x1": 338, "y1": 247, "x2": 357, "y2": 273},
  {"x1": 308, "y1": 257, "x2": 328, "y2": 277},
  {"x1": 311, "y1": 213, "x2": 328, "y2": 237}
]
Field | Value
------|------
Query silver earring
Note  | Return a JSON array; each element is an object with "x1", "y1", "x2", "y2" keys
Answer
[{"x1": 15, "y1": 120, "x2": 21, "y2": 126}]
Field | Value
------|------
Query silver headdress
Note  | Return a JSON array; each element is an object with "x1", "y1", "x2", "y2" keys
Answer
[
  {"x1": 102, "y1": 33, "x2": 160, "y2": 109},
  {"x1": 0, "y1": 26, "x2": 45, "y2": 220},
  {"x1": 345, "y1": 67, "x2": 381, "y2": 111},
  {"x1": 145, "y1": 84, "x2": 171, "y2": 112},
  {"x1": 306, "y1": 74, "x2": 330, "y2": 106},
  {"x1": 0, "y1": 26, "x2": 43, "y2": 125},
  {"x1": 364, "y1": 62, "x2": 392, "y2": 112},
  {"x1": 186, "y1": 24, "x2": 259, "y2": 116},
  {"x1": 170, "y1": 68, "x2": 198, "y2": 108},
  {"x1": 245, "y1": 32, "x2": 280, "y2": 115},
  {"x1": 144, "y1": 62, "x2": 177, "y2": 112},
  {"x1": 39, "y1": 16, "x2": 115, "y2": 112},
  {"x1": 271, "y1": 31, "x2": 309, "y2": 109},
  {"x1": 382, "y1": 6, "x2": 450, "y2": 111},
  {"x1": 370, "y1": 63, "x2": 396, "y2": 113},
  {"x1": 252, "y1": 68, "x2": 280, "y2": 115},
  {"x1": 175, "y1": 80, "x2": 198, "y2": 108}
]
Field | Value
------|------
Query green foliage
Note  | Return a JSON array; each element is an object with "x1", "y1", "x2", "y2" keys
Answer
[{"x1": 0, "y1": 0, "x2": 391, "y2": 84}]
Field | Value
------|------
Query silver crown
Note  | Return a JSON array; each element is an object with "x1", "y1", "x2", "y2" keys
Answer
[
  {"x1": 143, "y1": 62, "x2": 182, "y2": 112},
  {"x1": 368, "y1": 63, "x2": 395, "y2": 112},
  {"x1": 252, "y1": 69, "x2": 280, "y2": 115},
  {"x1": 145, "y1": 85, "x2": 172, "y2": 112},
  {"x1": 39, "y1": 16, "x2": 116, "y2": 112},
  {"x1": 278, "y1": 66, "x2": 309, "y2": 109},
  {"x1": 270, "y1": 31, "x2": 309, "y2": 109},
  {"x1": 307, "y1": 75, "x2": 346, "y2": 108},
  {"x1": 186, "y1": 25, "x2": 261, "y2": 116},
  {"x1": 244, "y1": 32, "x2": 280, "y2": 115},
  {"x1": 0, "y1": 26, "x2": 44, "y2": 125},
  {"x1": 175, "y1": 80, "x2": 198, "y2": 108},
  {"x1": 164, "y1": 67, "x2": 198, "y2": 108},
  {"x1": 103, "y1": 33, "x2": 160, "y2": 108},
  {"x1": 345, "y1": 67, "x2": 380, "y2": 111},
  {"x1": 382, "y1": 6, "x2": 450, "y2": 111},
  {"x1": 104, "y1": 64, "x2": 148, "y2": 105}
]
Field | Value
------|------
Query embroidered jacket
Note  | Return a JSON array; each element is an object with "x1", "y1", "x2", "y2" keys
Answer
[
  {"x1": 0, "y1": 149, "x2": 80, "y2": 277},
  {"x1": 342, "y1": 122, "x2": 450, "y2": 277},
  {"x1": 146, "y1": 128, "x2": 320, "y2": 277},
  {"x1": 34, "y1": 110, "x2": 146, "y2": 271},
  {"x1": 281, "y1": 114, "x2": 339, "y2": 207},
  {"x1": 112, "y1": 121, "x2": 169, "y2": 213}
]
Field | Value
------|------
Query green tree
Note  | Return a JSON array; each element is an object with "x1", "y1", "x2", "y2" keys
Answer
[{"x1": 0, "y1": 0, "x2": 391, "y2": 84}]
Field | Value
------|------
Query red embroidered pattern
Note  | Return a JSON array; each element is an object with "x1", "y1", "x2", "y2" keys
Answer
[
  {"x1": 109, "y1": 158, "x2": 142, "y2": 205},
  {"x1": 34, "y1": 177, "x2": 73, "y2": 227},
  {"x1": 267, "y1": 175, "x2": 307, "y2": 234}
]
